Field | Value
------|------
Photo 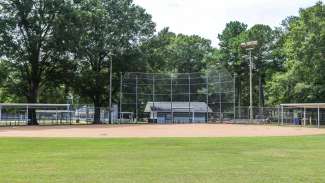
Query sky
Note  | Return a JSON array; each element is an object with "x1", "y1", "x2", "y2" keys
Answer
[{"x1": 133, "y1": 0, "x2": 322, "y2": 47}]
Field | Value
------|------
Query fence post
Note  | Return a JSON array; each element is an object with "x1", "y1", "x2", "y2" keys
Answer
[
  {"x1": 56, "y1": 107, "x2": 58, "y2": 125},
  {"x1": 26, "y1": 105, "x2": 29, "y2": 125},
  {"x1": 135, "y1": 75, "x2": 138, "y2": 122},
  {"x1": 206, "y1": 74, "x2": 209, "y2": 123},
  {"x1": 303, "y1": 107, "x2": 306, "y2": 126},
  {"x1": 119, "y1": 72, "x2": 123, "y2": 124},
  {"x1": 281, "y1": 105, "x2": 284, "y2": 125},
  {"x1": 238, "y1": 94, "x2": 241, "y2": 119},
  {"x1": 152, "y1": 74, "x2": 155, "y2": 123},
  {"x1": 188, "y1": 74, "x2": 191, "y2": 123},
  {"x1": 219, "y1": 72, "x2": 222, "y2": 122},
  {"x1": 317, "y1": 105, "x2": 320, "y2": 128},
  {"x1": 277, "y1": 106, "x2": 280, "y2": 125},
  {"x1": 170, "y1": 73, "x2": 173, "y2": 123}
]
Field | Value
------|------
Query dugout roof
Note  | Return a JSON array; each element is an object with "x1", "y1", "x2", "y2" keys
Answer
[
  {"x1": 280, "y1": 103, "x2": 325, "y2": 109},
  {"x1": 144, "y1": 102, "x2": 212, "y2": 113},
  {"x1": 0, "y1": 103, "x2": 70, "y2": 108}
]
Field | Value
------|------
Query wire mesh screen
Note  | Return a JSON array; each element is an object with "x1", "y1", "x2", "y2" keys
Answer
[{"x1": 120, "y1": 68, "x2": 235, "y2": 123}]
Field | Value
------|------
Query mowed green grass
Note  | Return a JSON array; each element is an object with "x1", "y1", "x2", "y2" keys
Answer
[{"x1": 1, "y1": 136, "x2": 325, "y2": 183}]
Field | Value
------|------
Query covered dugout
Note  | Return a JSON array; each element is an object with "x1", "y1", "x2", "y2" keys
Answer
[
  {"x1": 0, "y1": 103, "x2": 72, "y2": 126},
  {"x1": 144, "y1": 102, "x2": 212, "y2": 123},
  {"x1": 280, "y1": 103, "x2": 325, "y2": 128}
]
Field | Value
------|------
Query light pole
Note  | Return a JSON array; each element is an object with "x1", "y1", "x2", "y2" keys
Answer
[{"x1": 240, "y1": 41, "x2": 257, "y2": 122}]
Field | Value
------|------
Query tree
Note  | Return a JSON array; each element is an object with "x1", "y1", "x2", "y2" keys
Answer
[
  {"x1": 246, "y1": 24, "x2": 277, "y2": 107},
  {"x1": 168, "y1": 34, "x2": 212, "y2": 73},
  {"x1": 70, "y1": 0, "x2": 155, "y2": 123},
  {"x1": 217, "y1": 21, "x2": 248, "y2": 69},
  {"x1": 140, "y1": 29, "x2": 212, "y2": 73},
  {"x1": 217, "y1": 21, "x2": 248, "y2": 107},
  {"x1": 0, "y1": 0, "x2": 73, "y2": 124},
  {"x1": 140, "y1": 27, "x2": 176, "y2": 72},
  {"x1": 266, "y1": 2, "x2": 325, "y2": 104},
  {"x1": 0, "y1": 60, "x2": 17, "y2": 102}
]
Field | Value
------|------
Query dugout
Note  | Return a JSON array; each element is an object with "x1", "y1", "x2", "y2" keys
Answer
[
  {"x1": 280, "y1": 103, "x2": 325, "y2": 128},
  {"x1": 0, "y1": 103, "x2": 72, "y2": 125},
  {"x1": 144, "y1": 102, "x2": 212, "y2": 123}
]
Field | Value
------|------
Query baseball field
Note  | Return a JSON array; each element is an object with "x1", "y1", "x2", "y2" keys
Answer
[{"x1": 0, "y1": 124, "x2": 325, "y2": 183}]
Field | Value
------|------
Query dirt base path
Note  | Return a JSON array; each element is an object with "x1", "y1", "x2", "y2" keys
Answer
[{"x1": 0, "y1": 124, "x2": 325, "y2": 138}]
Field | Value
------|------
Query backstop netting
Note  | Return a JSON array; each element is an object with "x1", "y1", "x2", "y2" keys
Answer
[{"x1": 120, "y1": 68, "x2": 235, "y2": 123}]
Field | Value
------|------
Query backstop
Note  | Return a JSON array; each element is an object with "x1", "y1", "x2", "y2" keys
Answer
[{"x1": 119, "y1": 67, "x2": 236, "y2": 123}]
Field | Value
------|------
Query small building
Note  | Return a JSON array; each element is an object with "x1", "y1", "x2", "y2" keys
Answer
[{"x1": 144, "y1": 102, "x2": 212, "y2": 123}]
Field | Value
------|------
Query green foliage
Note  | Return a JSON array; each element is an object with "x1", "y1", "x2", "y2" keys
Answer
[
  {"x1": 266, "y1": 2, "x2": 325, "y2": 104},
  {"x1": 166, "y1": 34, "x2": 211, "y2": 73},
  {"x1": 0, "y1": 61, "x2": 19, "y2": 102},
  {"x1": 0, "y1": 0, "x2": 73, "y2": 102},
  {"x1": 141, "y1": 28, "x2": 212, "y2": 73},
  {"x1": 138, "y1": 28, "x2": 176, "y2": 72},
  {"x1": 217, "y1": 21, "x2": 248, "y2": 70},
  {"x1": 63, "y1": 0, "x2": 155, "y2": 122},
  {"x1": 0, "y1": 0, "x2": 324, "y2": 116}
]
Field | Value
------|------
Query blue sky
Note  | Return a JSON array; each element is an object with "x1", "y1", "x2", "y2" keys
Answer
[{"x1": 133, "y1": 0, "x2": 322, "y2": 47}]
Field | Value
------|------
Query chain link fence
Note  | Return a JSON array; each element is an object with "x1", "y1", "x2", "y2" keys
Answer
[
  {"x1": 120, "y1": 68, "x2": 235, "y2": 124},
  {"x1": 1, "y1": 104, "x2": 325, "y2": 127},
  {"x1": 234, "y1": 106, "x2": 325, "y2": 127},
  {"x1": 0, "y1": 104, "x2": 119, "y2": 126}
]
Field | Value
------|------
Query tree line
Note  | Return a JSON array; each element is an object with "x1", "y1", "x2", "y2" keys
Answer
[{"x1": 0, "y1": 0, "x2": 324, "y2": 124}]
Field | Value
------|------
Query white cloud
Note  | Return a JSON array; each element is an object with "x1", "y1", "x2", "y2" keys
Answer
[{"x1": 133, "y1": 0, "x2": 322, "y2": 47}]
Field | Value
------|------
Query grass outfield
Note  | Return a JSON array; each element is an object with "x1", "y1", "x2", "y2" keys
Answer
[{"x1": 0, "y1": 137, "x2": 325, "y2": 183}]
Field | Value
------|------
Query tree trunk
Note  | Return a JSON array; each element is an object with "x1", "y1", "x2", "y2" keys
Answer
[
  {"x1": 27, "y1": 81, "x2": 39, "y2": 125},
  {"x1": 93, "y1": 97, "x2": 101, "y2": 124},
  {"x1": 258, "y1": 75, "x2": 265, "y2": 107},
  {"x1": 27, "y1": 108, "x2": 37, "y2": 125},
  {"x1": 237, "y1": 76, "x2": 241, "y2": 119},
  {"x1": 94, "y1": 107, "x2": 101, "y2": 124},
  {"x1": 258, "y1": 75, "x2": 265, "y2": 115}
]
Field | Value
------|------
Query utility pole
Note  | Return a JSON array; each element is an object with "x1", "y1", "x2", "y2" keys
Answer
[
  {"x1": 249, "y1": 48, "x2": 253, "y2": 121},
  {"x1": 135, "y1": 75, "x2": 138, "y2": 122},
  {"x1": 233, "y1": 73, "x2": 237, "y2": 121},
  {"x1": 109, "y1": 56, "x2": 112, "y2": 124}
]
